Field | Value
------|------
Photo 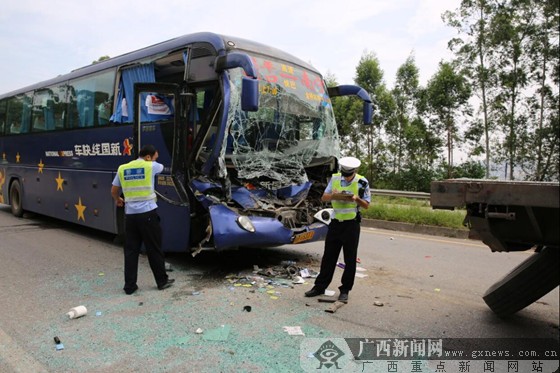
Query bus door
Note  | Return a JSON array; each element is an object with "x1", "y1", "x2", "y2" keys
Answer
[{"x1": 133, "y1": 83, "x2": 192, "y2": 252}]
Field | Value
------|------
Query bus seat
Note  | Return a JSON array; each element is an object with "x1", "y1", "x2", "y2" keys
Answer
[{"x1": 10, "y1": 122, "x2": 21, "y2": 134}]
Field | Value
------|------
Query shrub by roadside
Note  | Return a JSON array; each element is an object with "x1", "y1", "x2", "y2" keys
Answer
[{"x1": 361, "y1": 196, "x2": 467, "y2": 230}]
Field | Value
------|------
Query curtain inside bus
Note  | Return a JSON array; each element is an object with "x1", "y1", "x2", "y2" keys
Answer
[{"x1": 111, "y1": 64, "x2": 155, "y2": 123}]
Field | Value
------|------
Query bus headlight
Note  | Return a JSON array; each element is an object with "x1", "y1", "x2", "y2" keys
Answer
[
  {"x1": 236, "y1": 216, "x2": 256, "y2": 233},
  {"x1": 314, "y1": 208, "x2": 333, "y2": 225}
]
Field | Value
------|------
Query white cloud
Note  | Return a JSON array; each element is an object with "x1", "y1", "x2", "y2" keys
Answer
[{"x1": 0, "y1": 0, "x2": 461, "y2": 94}]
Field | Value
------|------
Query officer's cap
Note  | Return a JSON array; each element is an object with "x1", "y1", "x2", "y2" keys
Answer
[{"x1": 339, "y1": 156, "x2": 361, "y2": 172}]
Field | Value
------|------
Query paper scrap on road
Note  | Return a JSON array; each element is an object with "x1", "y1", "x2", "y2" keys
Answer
[
  {"x1": 324, "y1": 290, "x2": 336, "y2": 296},
  {"x1": 292, "y1": 276, "x2": 305, "y2": 284},
  {"x1": 283, "y1": 326, "x2": 305, "y2": 336},
  {"x1": 355, "y1": 273, "x2": 368, "y2": 278}
]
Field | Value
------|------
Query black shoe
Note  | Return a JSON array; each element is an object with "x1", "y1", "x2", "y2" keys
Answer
[
  {"x1": 338, "y1": 292, "x2": 349, "y2": 303},
  {"x1": 124, "y1": 285, "x2": 138, "y2": 295},
  {"x1": 158, "y1": 278, "x2": 175, "y2": 290},
  {"x1": 305, "y1": 287, "x2": 325, "y2": 297}
]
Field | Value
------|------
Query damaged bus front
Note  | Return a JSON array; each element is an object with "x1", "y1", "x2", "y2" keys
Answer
[{"x1": 133, "y1": 34, "x2": 372, "y2": 253}]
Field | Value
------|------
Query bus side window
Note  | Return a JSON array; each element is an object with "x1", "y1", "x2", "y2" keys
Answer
[
  {"x1": 20, "y1": 93, "x2": 32, "y2": 134},
  {"x1": 0, "y1": 100, "x2": 6, "y2": 135},
  {"x1": 31, "y1": 90, "x2": 51, "y2": 132},
  {"x1": 68, "y1": 70, "x2": 115, "y2": 128}
]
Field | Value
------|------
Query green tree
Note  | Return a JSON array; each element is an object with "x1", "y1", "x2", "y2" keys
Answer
[
  {"x1": 489, "y1": 0, "x2": 537, "y2": 180},
  {"x1": 521, "y1": 0, "x2": 560, "y2": 180},
  {"x1": 388, "y1": 55, "x2": 421, "y2": 174},
  {"x1": 443, "y1": 0, "x2": 559, "y2": 181},
  {"x1": 443, "y1": 0, "x2": 496, "y2": 177},
  {"x1": 354, "y1": 51, "x2": 388, "y2": 185},
  {"x1": 92, "y1": 55, "x2": 110, "y2": 64},
  {"x1": 424, "y1": 61, "x2": 471, "y2": 178}
]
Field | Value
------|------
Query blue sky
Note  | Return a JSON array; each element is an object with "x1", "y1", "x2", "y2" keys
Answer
[{"x1": 0, "y1": 0, "x2": 460, "y2": 94}]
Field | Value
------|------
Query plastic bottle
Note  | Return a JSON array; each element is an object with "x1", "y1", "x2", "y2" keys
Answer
[{"x1": 66, "y1": 305, "x2": 87, "y2": 319}]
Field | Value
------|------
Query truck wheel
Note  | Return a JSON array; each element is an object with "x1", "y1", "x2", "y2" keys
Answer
[
  {"x1": 483, "y1": 247, "x2": 560, "y2": 317},
  {"x1": 9, "y1": 180, "x2": 24, "y2": 217}
]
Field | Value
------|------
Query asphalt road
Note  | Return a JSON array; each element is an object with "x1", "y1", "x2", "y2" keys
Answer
[{"x1": 0, "y1": 206, "x2": 558, "y2": 372}]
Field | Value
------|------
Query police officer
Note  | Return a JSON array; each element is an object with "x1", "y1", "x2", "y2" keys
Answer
[
  {"x1": 305, "y1": 156, "x2": 370, "y2": 303},
  {"x1": 111, "y1": 144, "x2": 174, "y2": 294}
]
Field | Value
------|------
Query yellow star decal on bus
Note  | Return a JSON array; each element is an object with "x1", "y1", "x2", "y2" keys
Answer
[
  {"x1": 38, "y1": 159, "x2": 44, "y2": 173},
  {"x1": 55, "y1": 172, "x2": 65, "y2": 191},
  {"x1": 75, "y1": 197, "x2": 86, "y2": 222},
  {"x1": 16, "y1": 153, "x2": 21, "y2": 163}
]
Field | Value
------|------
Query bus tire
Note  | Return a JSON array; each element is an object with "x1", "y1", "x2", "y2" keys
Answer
[
  {"x1": 9, "y1": 180, "x2": 24, "y2": 217},
  {"x1": 482, "y1": 247, "x2": 560, "y2": 317}
]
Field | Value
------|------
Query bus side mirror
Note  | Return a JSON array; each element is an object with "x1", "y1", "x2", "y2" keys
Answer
[
  {"x1": 363, "y1": 102, "x2": 373, "y2": 125},
  {"x1": 241, "y1": 77, "x2": 259, "y2": 112},
  {"x1": 328, "y1": 84, "x2": 373, "y2": 125}
]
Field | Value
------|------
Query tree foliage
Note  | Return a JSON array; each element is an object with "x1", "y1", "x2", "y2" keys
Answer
[
  {"x1": 92, "y1": 55, "x2": 110, "y2": 64},
  {"x1": 329, "y1": 0, "x2": 558, "y2": 190},
  {"x1": 444, "y1": 0, "x2": 559, "y2": 181}
]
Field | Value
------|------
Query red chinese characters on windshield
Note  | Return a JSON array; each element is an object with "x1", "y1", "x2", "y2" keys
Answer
[{"x1": 250, "y1": 56, "x2": 326, "y2": 99}]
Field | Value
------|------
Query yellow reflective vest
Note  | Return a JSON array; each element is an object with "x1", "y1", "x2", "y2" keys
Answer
[
  {"x1": 117, "y1": 159, "x2": 156, "y2": 202},
  {"x1": 331, "y1": 173, "x2": 363, "y2": 220}
]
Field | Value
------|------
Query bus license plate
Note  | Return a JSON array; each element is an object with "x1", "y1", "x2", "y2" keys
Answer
[{"x1": 293, "y1": 231, "x2": 315, "y2": 244}]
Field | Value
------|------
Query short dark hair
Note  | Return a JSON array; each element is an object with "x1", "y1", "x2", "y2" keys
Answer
[{"x1": 139, "y1": 144, "x2": 157, "y2": 157}]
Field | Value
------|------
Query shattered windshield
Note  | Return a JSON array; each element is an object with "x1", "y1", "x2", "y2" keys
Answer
[{"x1": 223, "y1": 53, "x2": 340, "y2": 189}]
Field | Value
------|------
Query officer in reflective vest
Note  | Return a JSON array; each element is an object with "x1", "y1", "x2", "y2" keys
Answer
[
  {"x1": 305, "y1": 156, "x2": 370, "y2": 303},
  {"x1": 111, "y1": 144, "x2": 174, "y2": 294}
]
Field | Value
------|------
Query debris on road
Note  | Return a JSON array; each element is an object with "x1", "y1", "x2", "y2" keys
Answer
[
  {"x1": 374, "y1": 301, "x2": 384, "y2": 307},
  {"x1": 283, "y1": 326, "x2": 305, "y2": 336},
  {"x1": 66, "y1": 305, "x2": 87, "y2": 319},
  {"x1": 203, "y1": 325, "x2": 231, "y2": 341},
  {"x1": 292, "y1": 276, "x2": 305, "y2": 284},
  {"x1": 325, "y1": 301, "x2": 346, "y2": 313},
  {"x1": 54, "y1": 336, "x2": 64, "y2": 351}
]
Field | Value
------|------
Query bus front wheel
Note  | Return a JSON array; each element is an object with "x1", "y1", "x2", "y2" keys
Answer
[{"x1": 9, "y1": 180, "x2": 24, "y2": 217}]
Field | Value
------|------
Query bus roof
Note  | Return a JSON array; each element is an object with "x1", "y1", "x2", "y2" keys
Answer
[{"x1": 0, "y1": 32, "x2": 319, "y2": 99}]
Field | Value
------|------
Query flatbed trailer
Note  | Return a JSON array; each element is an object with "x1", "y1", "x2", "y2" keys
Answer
[{"x1": 431, "y1": 179, "x2": 559, "y2": 317}]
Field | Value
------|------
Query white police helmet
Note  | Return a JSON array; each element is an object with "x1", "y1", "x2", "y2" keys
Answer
[{"x1": 339, "y1": 156, "x2": 361, "y2": 173}]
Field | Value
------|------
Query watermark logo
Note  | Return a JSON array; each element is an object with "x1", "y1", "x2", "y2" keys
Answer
[
  {"x1": 313, "y1": 340, "x2": 345, "y2": 369},
  {"x1": 301, "y1": 338, "x2": 353, "y2": 372}
]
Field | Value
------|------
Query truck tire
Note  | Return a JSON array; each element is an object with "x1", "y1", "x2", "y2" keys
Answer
[
  {"x1": 9, "y1": 180, "x2": 24, "y2": 217},
  {"x1": 483, "y1": 247, "x2": 560, "y2": 317}
]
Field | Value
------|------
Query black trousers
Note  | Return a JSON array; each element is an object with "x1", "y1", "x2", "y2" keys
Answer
[
  {"x1": 123, "y1": 209, "x2": 168, "y2": 291},
  {"x1": 314, "y1": 219, "x2": 361, "y2": 293}
]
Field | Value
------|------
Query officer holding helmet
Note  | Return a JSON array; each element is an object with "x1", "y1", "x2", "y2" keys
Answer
[{"x1": 305, "y1": 156, "x2": 370, "y2": 303}]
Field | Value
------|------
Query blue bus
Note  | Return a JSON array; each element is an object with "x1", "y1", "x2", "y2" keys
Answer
[{"x1": 0, "y1": 32, "x2": 372, "y2": 253}]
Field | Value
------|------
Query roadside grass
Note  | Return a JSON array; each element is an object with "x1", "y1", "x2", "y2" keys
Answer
[{"x1": 361, "y1": 195, "x2": 467, "y2": 230}]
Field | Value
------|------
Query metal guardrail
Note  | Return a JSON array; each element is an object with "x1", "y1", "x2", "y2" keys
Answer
[{"x1": 371, "y1": 189, "x2": 431, "y2": 200}]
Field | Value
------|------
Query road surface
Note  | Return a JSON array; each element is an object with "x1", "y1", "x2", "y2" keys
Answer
[{"x1": 0, "y1": 207, "x2": 557, "y2": 372}]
